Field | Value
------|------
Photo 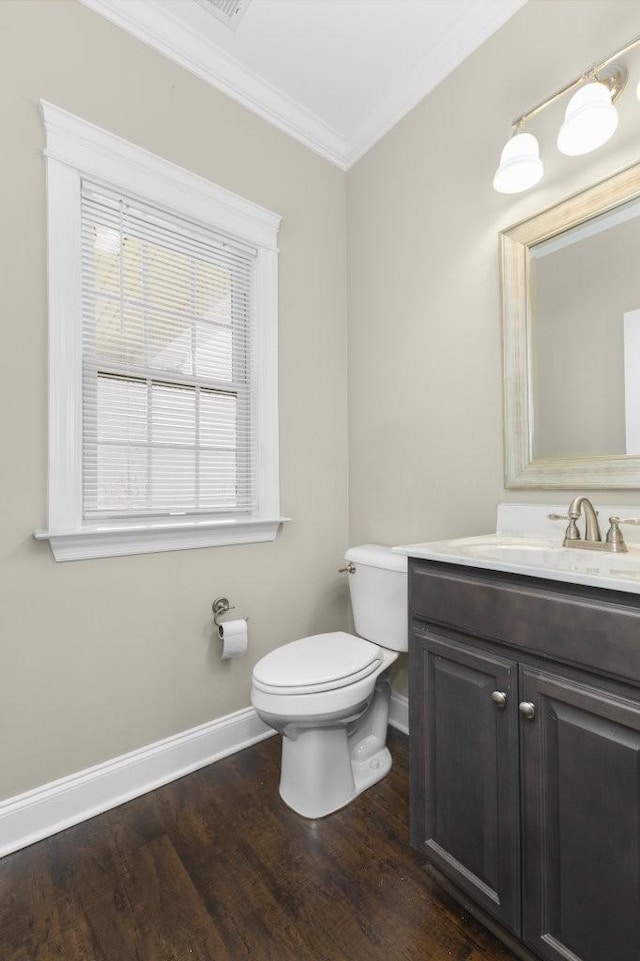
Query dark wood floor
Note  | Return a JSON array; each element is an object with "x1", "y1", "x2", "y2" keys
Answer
[{"x1": 0, "y1": 729, "x2": 519, "y2": 961}]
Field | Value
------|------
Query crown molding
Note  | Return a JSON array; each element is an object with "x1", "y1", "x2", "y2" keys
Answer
[
  {"x1": 344, "y1": 0, "x2": 529, "y2": 167},
  {"x1": 79, "y1": 0, "x2": 347, "y2": 168},
  {"x1": 79, "y1": 0, "x2": 526, "y2": 171}
]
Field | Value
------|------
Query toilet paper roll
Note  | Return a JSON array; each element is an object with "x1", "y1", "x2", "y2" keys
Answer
[{"x1": 218, "y1": 618, "x2": 248, "y2": 659}]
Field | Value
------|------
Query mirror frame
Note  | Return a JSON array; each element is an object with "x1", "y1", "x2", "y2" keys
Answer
[{"x1": 502, "y1": 160, "x2": 640, "y2": 489}]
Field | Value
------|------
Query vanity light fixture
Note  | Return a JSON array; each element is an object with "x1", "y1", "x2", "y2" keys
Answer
[
  {"x1": 557, "y1": 70, "x2": 623, "y2": 156},
  {"x1": 493, "y1": 130, "x2": 544, "y2": 194},
  {"x1": 494, "y1": 35, "x2": 640, "y2": 194}
]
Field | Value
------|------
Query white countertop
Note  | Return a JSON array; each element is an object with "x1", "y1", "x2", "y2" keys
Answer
[{"x1": 393, "y1": 503, "x2": 640, "y2": 596}]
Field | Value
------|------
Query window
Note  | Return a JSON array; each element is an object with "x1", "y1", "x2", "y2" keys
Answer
[
  {"x1": 36, "y1": 102, "x2": 285, "y2": 560},
  {"x1": 82, "y1": 183, "x2": 255, "y2": 517}
]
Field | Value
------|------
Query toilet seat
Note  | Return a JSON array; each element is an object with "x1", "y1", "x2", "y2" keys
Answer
[{"x1": 252, "y1": 632, "x2": 382, "y2": 695}]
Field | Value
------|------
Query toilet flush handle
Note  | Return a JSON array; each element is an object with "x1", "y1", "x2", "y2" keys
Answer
[{"x1": 338, "y1": 562, "x2": 356, "y2": 574}]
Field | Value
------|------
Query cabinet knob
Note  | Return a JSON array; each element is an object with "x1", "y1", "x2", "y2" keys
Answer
[
  {"x1": 519, "y1": 701, "x2": 536, "y2": 720},
  {"x1": 491, "y1": 690, "x2": 508, "y2": 709}
]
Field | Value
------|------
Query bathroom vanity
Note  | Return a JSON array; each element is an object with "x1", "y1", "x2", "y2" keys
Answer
[{"x1": 397, "y1": 505, "x2": 640, "y2": 961}]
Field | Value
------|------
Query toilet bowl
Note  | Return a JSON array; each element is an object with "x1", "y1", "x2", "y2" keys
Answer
[{"x1": 251, "y1": 546, "x2": 407, "y2": 819}]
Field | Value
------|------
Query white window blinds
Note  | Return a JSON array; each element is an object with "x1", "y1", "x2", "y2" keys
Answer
[{"x1": 80, "y1": 181, "x2": 257, "y2": 519}]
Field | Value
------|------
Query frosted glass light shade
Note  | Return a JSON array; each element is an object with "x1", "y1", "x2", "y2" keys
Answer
[
  {"x1": 557, "y1": 81, "x2": 618, "y2": 156},
  {"x1": 493, "y1": 132, "x2": 544, "y2": 194}
]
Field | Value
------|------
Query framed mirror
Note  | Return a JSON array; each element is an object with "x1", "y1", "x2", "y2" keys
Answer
[{"x1": 502, "y1": 160, "x2": 640, "y2": 488}]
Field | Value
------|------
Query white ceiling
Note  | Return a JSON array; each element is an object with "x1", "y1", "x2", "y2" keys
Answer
[{"x1": 81, "y1": 0, "x2": 528, "y2": 168}]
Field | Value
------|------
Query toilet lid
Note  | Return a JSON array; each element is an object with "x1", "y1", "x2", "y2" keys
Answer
[{"x1": 252, "y1": 632, "x2": 383, "y2": 695}]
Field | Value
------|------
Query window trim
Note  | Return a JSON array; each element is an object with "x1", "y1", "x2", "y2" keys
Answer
[{"x1": 35, "y1": 101, "x2": 286, "y2": 561}]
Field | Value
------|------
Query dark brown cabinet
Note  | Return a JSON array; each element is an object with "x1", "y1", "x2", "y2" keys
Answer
[
  {"x1": 409, "y1": 559, "x2": 640, "y2": 961},
  {"x1": 520, "y1": 668, "x2": 640, "y2": 961},
  {"x1": 410, "y1": 630, "x2": 521, "y2": 932}
]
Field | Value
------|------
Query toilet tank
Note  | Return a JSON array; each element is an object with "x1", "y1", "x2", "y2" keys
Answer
[{"x1": 344, "y1": 545, "x2": 408, "y2": 652}]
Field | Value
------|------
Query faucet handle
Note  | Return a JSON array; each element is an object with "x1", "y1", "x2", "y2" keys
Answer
[
  {"x1": 548, "y1": 511, "x2": 581, "y2": 543},
  {"x1": 604, "y1": 516, "x2": 634, "y2": 553}
]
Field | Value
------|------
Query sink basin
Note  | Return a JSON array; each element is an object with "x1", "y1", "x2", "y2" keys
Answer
[
  {"x1": 456, "y1": 538, "x2": 640, "y2": 572},
  {"x1": 458, "y1": 541, "x2": 570, "y2": 566},
  {"x1": 394, "y1": 534, "x2": 640, "y2": 594}
]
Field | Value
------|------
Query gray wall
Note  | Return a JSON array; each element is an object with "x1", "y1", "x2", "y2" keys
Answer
[
  {"x1": 347, "y1": 0, "x2": 640, "y2": 697},
  {"x1": 0, "y1": 0, "x2": 349, "y2": 799},
  {"x1": 5, "y1": 0, "x2": 640, "y2": 797}
]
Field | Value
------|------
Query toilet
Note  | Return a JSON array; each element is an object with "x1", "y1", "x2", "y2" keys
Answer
[{"x1": 250, "y1": 545, "x2": 407, "y2": 818}]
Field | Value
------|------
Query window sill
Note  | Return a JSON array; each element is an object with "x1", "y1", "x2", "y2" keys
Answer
[{"x1": 33, "y1": 516, "x2": 290, "y2": 562}]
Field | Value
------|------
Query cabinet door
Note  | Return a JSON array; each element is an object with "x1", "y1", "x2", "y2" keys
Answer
[
  {"x1": 521, "y1": 668, "x2": 640, "y2": 961},
  {"x1": 410, "y1": 630, "x2": 521, "y2": 932}
]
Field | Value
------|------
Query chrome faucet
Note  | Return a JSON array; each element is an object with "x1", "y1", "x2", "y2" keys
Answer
[
  {"x1": 550, "y1": 496, "x2": 640, "y2": 553},
  {"x1": 564, "y1": 495, "x2": 602, "y2": 548}
]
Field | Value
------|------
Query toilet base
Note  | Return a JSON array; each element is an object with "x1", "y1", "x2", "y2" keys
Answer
[
  {"x1": 279, "y1": 740, "x2": 392, "y2": 819},
  {"x1": 352, "y1": 745, "x2": 392, "y2": 796},
  {"x1": 278, "y1": 674, "x2": 393, "y2": 819}
]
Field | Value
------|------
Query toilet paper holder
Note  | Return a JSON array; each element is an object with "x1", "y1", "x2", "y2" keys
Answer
[
  {"x1": 212, "y1": 596, "x2": 235, "y2": 633},
  {"x1": 212, "y1": 596, "x2": 249, "y2": 644}
]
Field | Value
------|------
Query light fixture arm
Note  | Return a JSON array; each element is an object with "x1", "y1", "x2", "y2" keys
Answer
[{"x1": 510, "y1": 34, "x2": 640, "y2": 130}]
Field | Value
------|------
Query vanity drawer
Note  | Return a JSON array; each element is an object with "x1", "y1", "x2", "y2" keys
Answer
[{"x1": 410, "y1": 561, "x2": 640, "y2": 684}]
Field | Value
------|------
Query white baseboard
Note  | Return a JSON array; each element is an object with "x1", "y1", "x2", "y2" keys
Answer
[
  {"x1": 389, "y1": 691, "x2": 409, "y2": 735},
  {"x1": 1, "y1": 695, "x2": 409, "y2": 859},
  {"x1": 0, "y1": 707, "x2": 274, "y2": 859}
]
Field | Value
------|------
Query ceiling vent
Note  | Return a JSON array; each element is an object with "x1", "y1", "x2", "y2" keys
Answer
[{"x1": 193, "y1": 0, "x2": 254, "y2": 31}]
